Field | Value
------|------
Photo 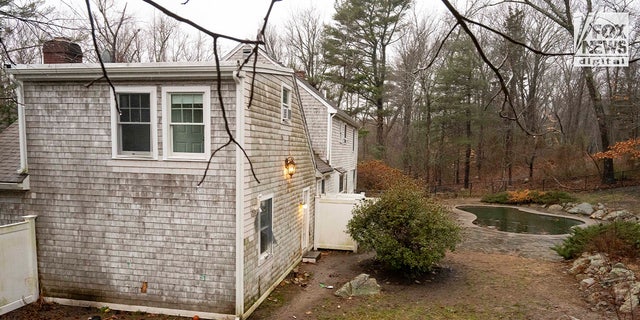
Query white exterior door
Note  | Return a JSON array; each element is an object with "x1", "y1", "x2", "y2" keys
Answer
[{"x1": 302, "y1": 187, "x2": 310, "y2": 251}]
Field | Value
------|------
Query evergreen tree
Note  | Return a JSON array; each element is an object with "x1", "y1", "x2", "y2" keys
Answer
[{"x1": 323, "y1": 0, "x2": 412, "y2": 159}]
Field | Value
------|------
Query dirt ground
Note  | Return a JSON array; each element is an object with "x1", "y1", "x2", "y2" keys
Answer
[
  {"x1": 248, "y1": 245, "x2": 605, "y2": 320},
  {"x1": 4, "y1": 187, "x2": 639, "y2": 320}
]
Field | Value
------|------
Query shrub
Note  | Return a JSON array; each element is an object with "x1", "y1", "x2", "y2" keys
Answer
[
  {"x1": 348, "y1": 182, "x2": 461, "y2": 276},
  {"x1": 357, "y1": 160, "x2": 412, "y2": 193},
  {"x1": 481, "y1": 189, "x2": 575, "y2": 205},
  {"x1": 481, "y1": 191, "x2": 509, "y2": 203},
  {"x1": 552, "y1": 221, "x2": 640, "y2": 260}
]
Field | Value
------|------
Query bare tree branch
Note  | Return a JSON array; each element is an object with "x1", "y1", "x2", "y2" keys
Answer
[
  {"x1": 0, "y1": 37, "x2": 16, "y2": 65},
  {"x1": 141, "y1": 0, "x2": 264, "y2": 45},
  {"x1": 415, "y1": 22, "x2": 459, "y2": 73},
  {"x1": 440, "y1": 0, "x2": 547, "y2": 137},
  {"x1": 198, "y1": 36, "x2": 261, "y2": 186},
  {"x1": 84, "y1": 0, "x2": 119, "y2": 114},
  {"x1": 462, "y1": 16, "x2": 573, "y2": 57}
]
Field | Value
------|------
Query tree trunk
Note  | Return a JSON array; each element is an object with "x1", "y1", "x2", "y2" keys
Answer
[
  {"x1": 583, "y1": 68, "x2": 615, "y2": 184},
  {"x1": 464, "y1": 109, "x2": 471, "y2": 189},
  {"x1": 504, "y1": 119, "x2": 513, "y2": 186}
]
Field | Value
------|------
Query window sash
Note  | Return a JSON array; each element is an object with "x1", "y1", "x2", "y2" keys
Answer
[
  {"x1": 281, "y1": 86, "x2": 291, "y2": 122},
  {"x1": 170, "y1": 93, "x2": 205, "y2": 154},
  {"x1": 259, "y1": 197, "x2": 273, "y2": 255},
  {"x1": 117, "y1": 93, "x2": 151, "y2": 154}
]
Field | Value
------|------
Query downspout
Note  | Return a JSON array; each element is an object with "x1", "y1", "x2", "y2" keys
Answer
[
  {"x1": 233, "y1": 70, "x2": 245, "y2": 319},
  {"x1": 10, "y1": 74, "x2": 29, "y2": 178},
  {"x1": 327, "y1": 113, "x2": 336, "y2": 165}
]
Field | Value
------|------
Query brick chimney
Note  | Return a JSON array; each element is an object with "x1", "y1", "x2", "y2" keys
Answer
[
  {"x1": 43, "y1": 38, "x2": 83, "y2": 64},
  {"x1": 294, "y1": 70, "x2": 306, "y2": 79}
]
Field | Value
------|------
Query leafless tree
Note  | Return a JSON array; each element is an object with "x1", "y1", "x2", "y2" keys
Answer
[
  {"x1": 283, "y1": 6, "x2": 327, "y2": 89},
  {"x1": 89, "y1": 0, "x2": 142, "y2": 62}
]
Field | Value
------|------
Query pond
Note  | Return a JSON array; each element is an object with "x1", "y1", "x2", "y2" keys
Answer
[{"x1": 458, "y1": 205, "x2": 584, "y2": 235}]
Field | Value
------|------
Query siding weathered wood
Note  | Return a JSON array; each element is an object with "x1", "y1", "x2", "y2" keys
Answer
[
  {"x1": 240, "y1": 71, "x2": 316, "y2": 310},
  {"x1": 17, "y1": 80, "x2": 238, "y2": 313}
]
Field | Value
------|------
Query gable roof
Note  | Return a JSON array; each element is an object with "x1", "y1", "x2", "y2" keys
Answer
[
  {"x1": 0, "y1": 122, "x2": 28, "y2": 187},
  {"x1": 295, "y1": 76, "x2": 359, "y2": 128},
  {"x1": 221, "y1": 43, "x2": 283, "y2": 66}
]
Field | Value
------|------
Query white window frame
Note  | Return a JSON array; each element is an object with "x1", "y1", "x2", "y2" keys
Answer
[
  {"x1": 281, "y1": 83, "x2": 292, "y2": 123},
  {"x1": 110, "y1": 86, "x2": 157, "y2": 159},
  {"x1": 352, "y1": 128, "x2": 356, "y2": 152},
  {"x1": 258, "y1": 193, "x2": 274, "y2": 260},
  {"x1": 339, "y1": 173, "x2": 346, "y2": 193},
  {"x1": 344, "y1": 124, "x2": 348, "y2": 143},
  {"x1": 161, "y1": 86, "x2": 211, "y2": 160}
]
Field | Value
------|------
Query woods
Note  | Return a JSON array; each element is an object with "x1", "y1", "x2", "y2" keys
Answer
[{"x1": 1, "y1": 0, "x2": 640, "y2": 189}]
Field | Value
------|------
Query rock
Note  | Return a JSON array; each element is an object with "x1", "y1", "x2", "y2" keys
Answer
[
  {"x1": 567, "y1": 202, "x2": 594, "y2": 215},
  {"x1": 596, "y1": 203, "x2": 606, "y2": 210},
  {"x1": 580, "y1": 277, "x2": 596, "y2": 289},
  {"x1": 620, "y1": 295, "x2": 639, "y2": 313},
  {"x1": 569, "y1": 256, "x2": 591, "y2": 275},
  {"x1": 334, "y1": 274, "x2": 381, "y2": 298},
  {"x1": 604, "y1": 210, "x2": 632, "y2": 221},
  {"x1": 548, "y1": 204, "x2": 563, "y2": 211},
  {"x1": 590, "y1": 209, "x2": 607, "y2": 220}
]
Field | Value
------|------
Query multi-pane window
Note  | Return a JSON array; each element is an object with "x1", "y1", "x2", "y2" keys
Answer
[
  {"x1": 118, "y1": 93, "x2": 151, "y2": 154},
  {"x1": 162, "y1": 86, "x2": 210, "y2": 159},
  {"x1": 259, "y1": 196, "x2": 273, "y2": 256},
  {"x1": 111, "y1": 86, "x2": 156, "y2": 158},
  {"x1": 170, "y1": 93, "x2": 204, "y2": 153},
  {"x1": 281, "y1": 85, "x2": 291, "y2": 122}
]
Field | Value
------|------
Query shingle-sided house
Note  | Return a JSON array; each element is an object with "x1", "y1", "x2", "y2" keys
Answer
[
  {"x1": 295, "y1": 79, "x2": 359, "y2": 195},
  {"x1": 223, "y1": 45, "x2": 360, "y2": 196},
  {"x1": 0, "y1": 40, "x2": 317, "y2": 319}
]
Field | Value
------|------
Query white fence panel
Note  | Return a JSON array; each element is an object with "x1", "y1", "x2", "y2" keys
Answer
[
  {"x1": 314, "y1": 194, "x2": 367, "y2": 251},
  {"x1": 0, "y1": 215, "x2": 39, "y2": 316}
]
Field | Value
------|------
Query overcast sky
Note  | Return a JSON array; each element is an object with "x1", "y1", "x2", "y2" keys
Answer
[{"x1": 58, "y1": 0, "x2": 445, "y2": 53}]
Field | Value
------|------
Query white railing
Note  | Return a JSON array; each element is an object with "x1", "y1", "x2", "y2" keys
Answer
[{"x1": 0, "y1": 215, "x2": 39, "y2": 316}]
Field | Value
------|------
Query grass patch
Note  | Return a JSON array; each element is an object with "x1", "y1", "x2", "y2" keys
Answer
[{"x1": 315, "y1": 302, "x2": 526, "y2": 320}]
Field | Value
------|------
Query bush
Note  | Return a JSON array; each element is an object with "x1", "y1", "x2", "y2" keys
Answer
[
  {"x1": 481, "y1": 189, "x2": 575, "y2": 205},
  {"x1": 357, "y1": 160, "x2": 412, "y2": 193},
  {"x1": 552, "y1": 221, "x2": 640, "y2": 260},
  {"x1": 348, "y1": 182, "x2": 461, "y2": 276}
]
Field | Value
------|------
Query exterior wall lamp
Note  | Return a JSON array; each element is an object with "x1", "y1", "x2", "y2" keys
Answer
[{"x1": 284, "y1": 156, "x2": 296, "y2": 178}]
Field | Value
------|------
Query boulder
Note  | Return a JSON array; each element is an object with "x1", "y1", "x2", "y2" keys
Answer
[
  {"x1": 548, "y1": 204, "x2": 563, "y2": 211},
  {"x1": 580, "y1": 277, "x2": 596, "y2": 289},
  {"x1": 590, "y1": 209, "x2": 607, "y2": 220},
  {"x1": 567, "y1": 202, "x2": 594, "y2": 215},
  {"x1": 569, "y1": 255, "x2": 591, "y2": 275},
  {"x1": 604, "y1": 210, "x2": 633, "y2": 221},
  {"x1": 335, "y1": 274, "x2": 381, "y2": 298}
]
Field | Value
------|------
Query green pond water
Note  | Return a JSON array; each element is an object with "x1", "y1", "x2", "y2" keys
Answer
[{"x1": 458, "y1": 205, "x2": 583, "y2": 235}]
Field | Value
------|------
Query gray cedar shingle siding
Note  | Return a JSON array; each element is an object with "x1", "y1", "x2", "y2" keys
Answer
[
  {"x1": 241, "y1": 71, "x2": 316, "y2": 310},
  {"x1": 20, "y1": 80, "x2": 237, "y2": 313},
  {"x1": 297, "y1": 83, "x2": 329, "y2": 160},
  {"x1": 8, "y1": 62, "x2": 318, "y2": 317},
  {"x1": 0, "y1": 123, "x2": 27, "y2": 183}
]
